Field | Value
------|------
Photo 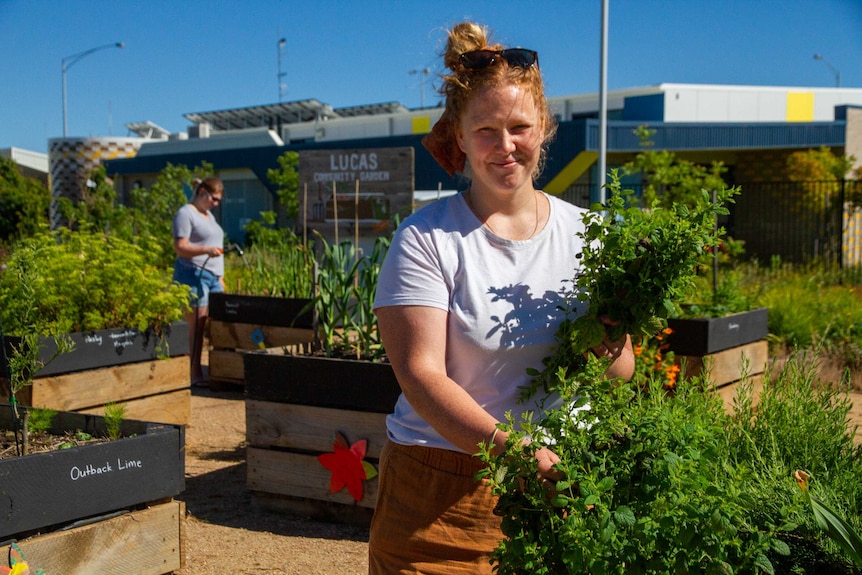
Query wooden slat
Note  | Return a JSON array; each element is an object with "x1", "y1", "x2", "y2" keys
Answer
[
  {"x1": 680, "y1": 340, "x2": 768, "y2": 387},
  {"x1": 77, "y1": 389, "x2": 191, "y2": 426},
  {"x1": 22, "y1": 356, "x2": 189, "y2": 412},
  {"x1": 247, "y1": 447, "x2": 379, "y2": 509},
  {"x1": 209, "y1": 348, "x2": 246, "y2": 381},
  {"x1": 4, "y1": 500, "x2": 184, "y2": 575},
  {"x1": 246, "y1": 399, "x2": 389, "y2": 457},
  {"x1": 209, "y1": 320, "x2": 314, "y2": 350}
]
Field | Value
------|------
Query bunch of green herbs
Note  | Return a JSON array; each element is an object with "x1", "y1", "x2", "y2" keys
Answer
[{"x1": 527, "y1": 170, "x2": 737, "y2": 397}]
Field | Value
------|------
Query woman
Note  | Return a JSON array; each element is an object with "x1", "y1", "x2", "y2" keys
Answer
[
  {"x1": 368, "y1": 22, "x2": 635, "y2": 574},
  {"x1": 172, "y1": 177, "x2": 225, "y2": 388}
]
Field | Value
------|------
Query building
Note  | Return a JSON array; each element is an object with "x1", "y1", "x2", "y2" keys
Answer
[
  {"x1": 1, "y1": 147, "x2": 49, "y2": 187},
  {"x1": 98, "y1": 83, "x2": 862, "y2": 260}
]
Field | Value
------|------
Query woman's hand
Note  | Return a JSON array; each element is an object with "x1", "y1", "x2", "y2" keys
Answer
[
  {"x1": 535, "y1": 445, "x2": 564, "y2": 484},
  {"x1": 587, "y1": 315, "x2": 636, "y2": 381}
]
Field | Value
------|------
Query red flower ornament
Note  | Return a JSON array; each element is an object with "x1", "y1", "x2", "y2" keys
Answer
[{"x1": 317, "y1": 432, "x2": 378, "y2": 502}]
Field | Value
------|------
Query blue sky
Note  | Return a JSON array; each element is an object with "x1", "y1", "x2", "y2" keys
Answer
[{"x1": 1, "y1": 0, "x2": 860, "y2": 154}]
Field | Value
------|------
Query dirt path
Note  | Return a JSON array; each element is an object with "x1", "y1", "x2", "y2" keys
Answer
[{"x1": 175, "y1": 386, "x2": 369, "y2": 575}]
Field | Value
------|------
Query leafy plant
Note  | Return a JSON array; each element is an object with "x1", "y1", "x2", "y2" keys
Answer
[
  {"x1": 1, "y1": 243, "x2": 74, "y2": 456},
  {"x1": 307, "y1": 231, "x2": 390, "y2": 360},
  {"x1": 484, "y1": 364, "x2": 788, "y2": 575},
  {"x1": 623, "y1": 125, "x2": 729, "y2": 210},
  {"x1": 0, "y1": 155, "x2": 50, "y2": 244},
  {"x1": 482, "y1": 349, "x2": 862, "y2": 574},
  {"x1": 267, "y1": 150, "x2": 301, "y2": 221},
  {"x1": 56, "y1": 165, "x2": 135, "y2": 238},
  {"x1": 527, "y1": 170, "x2": 736, "y2": 398},
  {"x1": 0, "y1": 229, "x2": 189, "y2": 335},
  {"x1": 795, "y1": 469, "x2": 862, "y2": 569},
  {"x1": 225, "y1": 218, "x2": 315, "y2": 298},
  {"x1": 104, "y1": 402, "x2": 127, "y2": 441},
  {"x1": 25, "y1": 408, "x2": 56, "y2": 435},
  {"x1": 473, "y1": 171, "x2": 862, "y2": 573}
]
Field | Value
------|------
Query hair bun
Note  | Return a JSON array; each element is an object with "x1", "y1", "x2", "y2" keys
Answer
[{"x1": 444, "y1": 22, "x2": 490, "y2": 71}]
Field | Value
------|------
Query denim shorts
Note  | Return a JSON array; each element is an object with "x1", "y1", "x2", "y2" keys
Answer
[{"x1": 173, "y1": 261, "x2": 223, "y2": 308}]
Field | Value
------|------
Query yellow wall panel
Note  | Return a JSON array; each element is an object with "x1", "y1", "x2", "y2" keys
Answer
[
  {"x1": 412, "y1": 116, "x2": 431, "y2": 134},
  {"x1": 786, "y1": 92, "x2": 814, "y2": 122}
]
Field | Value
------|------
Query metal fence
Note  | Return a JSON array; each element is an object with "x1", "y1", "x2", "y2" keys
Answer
[
  {"x1": 734, "y1": 180, "x2": 862, "y2": 270},
  {"x1": 560, "y1": 179, "x2": 862, "y2": 275}
]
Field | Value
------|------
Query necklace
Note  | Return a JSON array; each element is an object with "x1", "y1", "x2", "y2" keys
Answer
[{"x1": 464, "y1": 189, "x2": 541, "y2": 240}]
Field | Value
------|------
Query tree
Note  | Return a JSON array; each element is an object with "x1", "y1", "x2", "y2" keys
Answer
[
  {"x1": 56, "y1": 165, "x2": 134, "y2": 238},
  {"x1": 0, "y1": 156, "x2": 50, "y2": 244},
  {"x1": 623, "y1": 125, "x2": 728, "y2": 209},
  {"x1": 267, "y1": 151, "x2": 300, "y2": 221},
  {"x1": 786, "y1": 146, "x2": 860, "y2": 210}
]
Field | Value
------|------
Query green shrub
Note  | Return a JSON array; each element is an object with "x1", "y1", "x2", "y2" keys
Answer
[
  {"x1": 25, "y1": 408, "x2": 56, "y2": 435},
  {"x1": 224, "y1": 216, "x2": 314, "y2": 298},
  {"x1": 747, "y1": 260, "x2": 862, "y2": 366},
  {"x1": 481, "y1": 352, "x2": 862, "y2": 574},
  {"x1": 0, "y1": 156, "x2": 50, "y2": 244},
  {"x1": 0, "y1": 229, "x2": 189, "y2": 335}
]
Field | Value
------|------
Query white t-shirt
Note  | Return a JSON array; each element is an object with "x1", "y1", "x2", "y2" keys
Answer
[{"x1": 374, "y1": 191, "x2": 588, "y2": 453}]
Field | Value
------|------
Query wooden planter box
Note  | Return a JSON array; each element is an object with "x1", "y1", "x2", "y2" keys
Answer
[
  {"x1": 665, "y1": 308, "x2": 768, "y2": 357},
  {"x1": 0, "y1": 406, "x2": 185, "y2": 574},
  {"x1": 666, "y1": 309, "x2": 770, "y2": 408},
  {"x1": 208, "y1": 293, "x2": 315, "y2": 387},
  {"x1": 1, "y1": 323, "x2": 191, "y2": 426},
  {"x1": 244, "y1": 348, "x2": 400, "y2": 525},
  {"x1": 2, "y1": 500, "x2": 185, "y2": 575}
]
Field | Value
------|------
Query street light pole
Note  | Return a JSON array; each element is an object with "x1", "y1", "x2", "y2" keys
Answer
[
  {"x1": 62, "y1": 42, "x2": 124, "y2": 137},
  {"x1": 409, "y1": 68, "x2": 430, "y2": 108},
  {"x1": 277, "y1": 38, "x2": 287, "y2": 102},
  {"x1": 813, "y1": 54, "x2": 840, "y2": 88}
]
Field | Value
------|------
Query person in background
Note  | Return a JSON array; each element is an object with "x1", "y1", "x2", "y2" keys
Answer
[
  {"x1": 172, "y1": 177, "x2": 225, "y2": 388},
  {"x1": 368, "y1": 21, "x2": 635, "y2": 574}
]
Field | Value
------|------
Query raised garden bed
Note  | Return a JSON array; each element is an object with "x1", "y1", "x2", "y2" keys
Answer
[
  {"x1": 0, "y1": 405, "x2": 185, "y2": 574},
  {"x1": 244, "y1": 348, "x2": 400, "y2": 525},
  {"x1": 1, "y1": 322, "x2": 191, "y2": 425},
  {"x1": 1, "y1": 500, "x2": 185, "y2": 575},
  {"x1": 666, "y1": 308, "x2": 770, "y2": 407},
  {"x1": 207, "y1": 293, "x2": 315, "y2": 387}
]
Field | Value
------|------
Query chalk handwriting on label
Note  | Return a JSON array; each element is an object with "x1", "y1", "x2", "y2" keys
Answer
[
  {"x1": 224, "y1": 301, "x2": 240, "y2": 316},
  {"x1": 727, "y1": 322, "x2": 740, "y2": 331},
  {"x1": 70, "y1": 458, "x2": 143, "y2": 480},
  {"x1": 84, "y1": 334, "x2": 103, "y2": 346}
]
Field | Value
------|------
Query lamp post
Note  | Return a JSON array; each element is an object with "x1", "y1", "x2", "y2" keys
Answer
[
  {"x1": 409, "y1": 68, "x2": 430, "y2": 108},
  {"x1": 62, "y1": 42, "x2": 124, "y2": 137},
  {"x1": 813, "y1": 54, "x2": 840, "y2": 88},
  {"x1": 277, "y1": 38, "x2": 287, "y2": 102}
]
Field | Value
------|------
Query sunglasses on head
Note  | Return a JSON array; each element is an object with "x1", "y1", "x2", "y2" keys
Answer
[{"x1": 459, "y1": 48, "x2": 539, "y2": 70}]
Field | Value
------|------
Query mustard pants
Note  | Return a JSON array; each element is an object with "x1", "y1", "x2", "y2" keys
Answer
[{"x1": 368, "y1": 440, "x2": 503, "y2": 575}]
